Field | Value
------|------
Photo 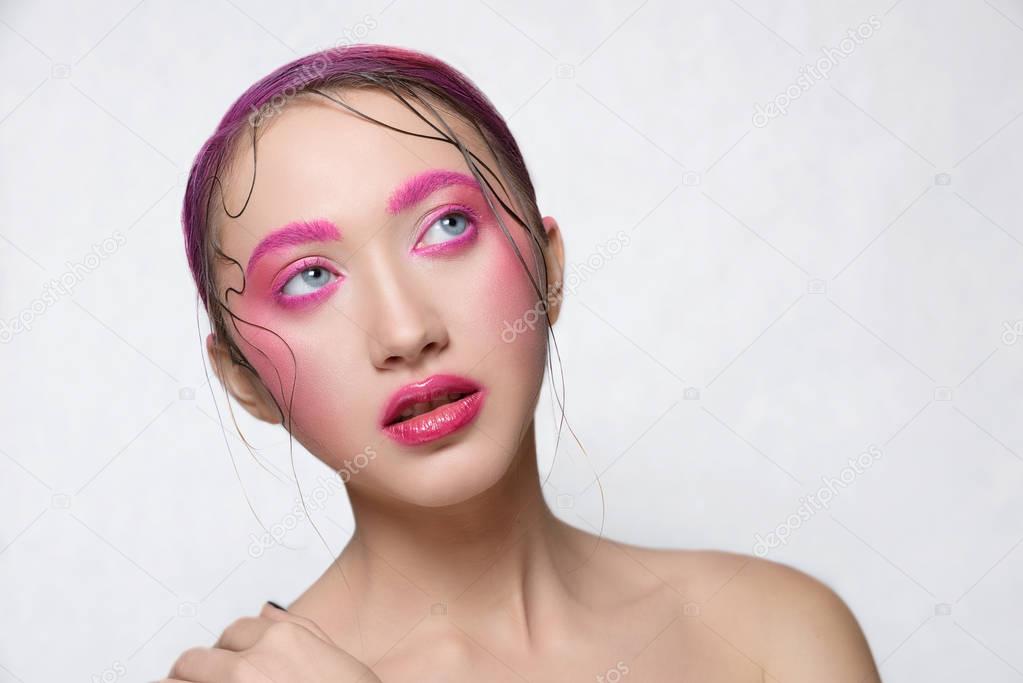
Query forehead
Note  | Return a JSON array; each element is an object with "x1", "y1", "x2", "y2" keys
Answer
[{"x1": 212, "y1": 87, "x2": 497, "y2": 256}]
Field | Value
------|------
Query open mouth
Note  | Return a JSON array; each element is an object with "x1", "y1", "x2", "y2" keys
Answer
[
  {"x1": 379, "y1": 374, "x2": 487, "y2": 446},
  {"x1": 385, "y1": 390, "x2": 480, "y2": 426}
]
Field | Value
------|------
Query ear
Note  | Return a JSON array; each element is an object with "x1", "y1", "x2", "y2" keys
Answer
[
  {"x1": 205, "y1": 333, "x2": 282, "y2": 425},
  {"x1": 540, "y1": 216, "x2": 566, "y2": 327}
]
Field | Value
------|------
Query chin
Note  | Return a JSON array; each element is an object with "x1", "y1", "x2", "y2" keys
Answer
[{"x1": 357, "y1": 430, "x2": 524, "y2": 509}]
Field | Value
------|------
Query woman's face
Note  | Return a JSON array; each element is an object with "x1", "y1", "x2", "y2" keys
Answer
[{"x1": 207, "y1": 88, "x2": 561, "y2": 508}]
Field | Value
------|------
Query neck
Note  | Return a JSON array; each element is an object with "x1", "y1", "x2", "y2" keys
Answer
[{"x1": 336, "y1": 421, "x2": 584, "y2": 652}]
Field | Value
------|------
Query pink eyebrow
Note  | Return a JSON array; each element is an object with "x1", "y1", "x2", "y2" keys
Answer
[
  {"x1": 386, "y1": 169, "x2": 482, "y2": 215},
  {"x1": 245, "y1": 170, "x2": 479, "y2": 275},
  {"x1": 246, "y1": 218, "x2": 341, "y2": 276}
]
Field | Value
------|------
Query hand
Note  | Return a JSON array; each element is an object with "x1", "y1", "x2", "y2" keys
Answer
[{"x1": 161, "y1": 602, "x2": 382, "y2": 683}]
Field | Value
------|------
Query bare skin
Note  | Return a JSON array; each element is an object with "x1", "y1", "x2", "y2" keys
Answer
[
  {"x1": 168, "y1": 86, "x2": 881, "y2": 682},
  {"x1": 284, "y1": 437, "x2": 880, "y2": 682}
]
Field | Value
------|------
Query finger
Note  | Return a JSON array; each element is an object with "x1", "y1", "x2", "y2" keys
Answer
[
  {"x1": 259, "y1": 601, "x2": 337, "y2": 646},
  {"x1": 167, "y1": 646, "x2": 250, "y2": 682},
  {"x1": 214, "y1": 616, "x2": 272, "y2": 651}
]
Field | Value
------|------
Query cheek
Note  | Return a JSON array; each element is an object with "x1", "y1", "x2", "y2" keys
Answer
[
  {"x1": 227, "y1": 301, "x2": 294, "y2": 402},
  {"x1": 473, "y1": 224, "x2": 550, "y2": 363},
  {"x1": 227, "y1": 298, "x2": 362, "y2": 440}
]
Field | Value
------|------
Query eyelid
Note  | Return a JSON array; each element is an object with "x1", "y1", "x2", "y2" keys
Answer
[
  {"x1": 264, "y1": 201, "x2": 480, "y2": 307},
  {"x1": 411, "y1": 202, "x2": 483, "y2": 253},
  {"x1": 270, "y1": 255, "x2": 343, "y2": 295}
]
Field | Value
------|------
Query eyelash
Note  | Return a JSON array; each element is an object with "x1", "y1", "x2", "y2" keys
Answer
[
  {"x1": 271, "y1": 204, "x2": 483, "y2": 308},
  {"x1": 412, "y1": 203, "x2": 481, "y2": 256},
  {"x1": 271, "y1": 256, "x2": 342, "y2": 309}
]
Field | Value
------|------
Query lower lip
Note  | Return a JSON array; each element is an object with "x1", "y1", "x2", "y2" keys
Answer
[{"x1": 382, "y1": 390, "x2": 486, "y2": 446}]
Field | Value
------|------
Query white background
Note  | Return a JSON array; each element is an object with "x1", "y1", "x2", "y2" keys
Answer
[{"x1": 2, "y1": 0, "x2": 1022, "y2": 681}]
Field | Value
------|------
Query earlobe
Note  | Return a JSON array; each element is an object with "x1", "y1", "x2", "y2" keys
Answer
[{"x1": 204, "y1": 332, "x2": 282, "y2": 425}]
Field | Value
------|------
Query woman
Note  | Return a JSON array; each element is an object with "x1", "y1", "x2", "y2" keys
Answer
[{"x1": 168, "y1": 44, "x2": 881, "y2": 682}]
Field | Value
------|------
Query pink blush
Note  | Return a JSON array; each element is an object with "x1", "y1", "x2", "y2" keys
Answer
[
  {"x1": 227, "y1": 305, "x2": 299, "y2": 406},
  {"x1": 476, "y1": 216, "x2": 551, "y2": 349},
  {"x1": 231, "y1": 317, "x2": 352, "y2": 439}
]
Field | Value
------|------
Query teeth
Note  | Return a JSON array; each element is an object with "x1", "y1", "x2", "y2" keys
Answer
[{"x1": 394, "y1": 392, "x2": 468, "y2": 423}]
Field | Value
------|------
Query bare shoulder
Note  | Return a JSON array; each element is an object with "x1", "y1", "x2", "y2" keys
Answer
[
  {"x1": 280, "y1": 561, "x2": 361, "y2": 648},
  {"x1": 632, "y1": 547, "x2": 882, "y2": 682}
]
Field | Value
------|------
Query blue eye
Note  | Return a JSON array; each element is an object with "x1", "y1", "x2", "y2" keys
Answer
[
  {"x1": 281, "y1": 264, "x2": 337, "y2": 296},
  {"x1": 418, "y1": 211, "x2": 471, "y2": 248}
]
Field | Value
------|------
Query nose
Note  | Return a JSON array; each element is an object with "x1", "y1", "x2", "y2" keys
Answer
[{"x1": 360, "y1": 259, "x2": 448, "y2": 370}]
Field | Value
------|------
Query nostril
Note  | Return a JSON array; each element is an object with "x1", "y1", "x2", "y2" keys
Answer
[{"x1": 373, "y1": 326, "x2": 446, "y2": 369}]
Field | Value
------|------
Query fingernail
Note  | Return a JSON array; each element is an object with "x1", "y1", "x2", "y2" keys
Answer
[{"x1": 267, "y1": 600, "x2": 288, "y2": 612}]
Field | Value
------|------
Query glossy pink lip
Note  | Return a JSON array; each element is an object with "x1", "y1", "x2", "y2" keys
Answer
[{"x1": 380, "y1": 374, "x2": 486, "y2": 446}]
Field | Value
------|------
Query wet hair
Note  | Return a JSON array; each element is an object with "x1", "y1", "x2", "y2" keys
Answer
[
  {"x1": 182, "y1": 44, "x2": 550, "y2": 350},
  {"x1": 179, "y1": 43, "x2": 604, "y2": 625}
]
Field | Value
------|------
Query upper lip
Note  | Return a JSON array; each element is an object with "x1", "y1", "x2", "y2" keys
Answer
[{"x1": 379, "y1": 373, "x2": 483, "y2": 427}]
